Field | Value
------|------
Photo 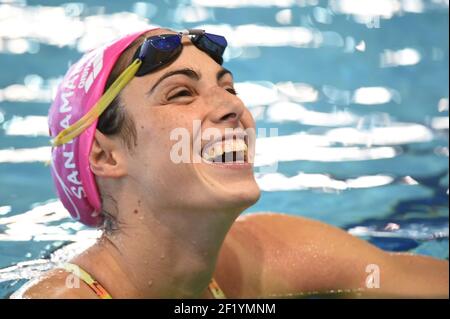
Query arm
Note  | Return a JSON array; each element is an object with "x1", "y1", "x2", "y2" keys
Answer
[{"x1": 217, "y1": 213, "x2": 449, "y2": 298}]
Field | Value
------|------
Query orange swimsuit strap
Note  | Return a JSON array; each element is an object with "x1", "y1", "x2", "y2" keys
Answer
[
  {"x1": 63, "y1": 263, "x2": 112, "y2": 299},
  {"x1": 63, "y1": 263, "x2": 226, "y2": 299}
]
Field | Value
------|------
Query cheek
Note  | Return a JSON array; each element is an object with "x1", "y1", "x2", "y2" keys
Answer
[
  {"x1": 133, "y1": 112, "x2": 195, "y2": 165},
  {"x1": 137, "y1": 124, "x2": 172, "y2": 160},
  {"x1": 129, "y1": 117, "x2": 202, "y2": 198}
]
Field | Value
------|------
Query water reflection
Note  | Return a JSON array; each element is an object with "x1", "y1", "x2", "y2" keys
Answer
[
  {"x1": 202, "y1": 24, "x2": 316, "y2": 48},
  {"x1": 325, "y1": 123, "x2": 433, "y2": 146},
  {"x1": 0, "y1": 75, "x2": 58, "y2": 103},
  {"x1": 348, "y1": 223, "x2": 449, "y2": 241},
  {"x1": 266, "y1": 101, "x2": 358, "y2": 126},
  {"x1": 0, "y1": 146, "x2": 50, "y2": 163},
  {"x1": 0, "y1": 0, "x2": 448, "y2": 297},
  {"x1": 191, "y1": 0, "x2": 319, "y2": 8},
  {"x1": 380, "y1": 48, "x2": 422, "y2": 68},
  {"x1": 0, "y1": 3, "x2": 152, "y2": 54},
  {"x1": 438, "y1": 98, "x2": 449, "y2": 112},
  {"x1": 353, "y1": 87, "x2": 398, "y2": 105},
  {"x1": 0, "y1": 200, "x2": 99, "y2": 242},
  {"x1": 330, "y1": 0, "x2": 404, "y2": 19},
  {"x1": 256, "y1": 172, "x2": 394, "y2": 191},
  {"x1": 174, "y1": 5, "x2": 213, "y2": 23},
  {"x1": 3, "y1": 116, "x2": 48, "y2": 136}
]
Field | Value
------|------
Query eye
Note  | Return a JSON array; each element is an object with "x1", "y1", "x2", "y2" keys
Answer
[
  {"x1": 226, "y1": 87, "x2": 238, "y2": 95},
  {"x1": 168, "y1": 89, "x2": 193, "y2": 100}
]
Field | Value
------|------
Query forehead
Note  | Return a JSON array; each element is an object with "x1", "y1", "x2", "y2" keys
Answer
[{"x1": 120, "y1": 29, "x2": 231, "y2": 102}]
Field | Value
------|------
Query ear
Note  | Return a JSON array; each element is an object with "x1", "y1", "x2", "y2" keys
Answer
[{"x1": 89, "y1": 130, "x2": 127, "y2": 178}]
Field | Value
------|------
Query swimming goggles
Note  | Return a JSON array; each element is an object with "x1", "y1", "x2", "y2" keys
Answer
[{"x1": 51, "y1": 29, "x2": 228, "y2": 147}]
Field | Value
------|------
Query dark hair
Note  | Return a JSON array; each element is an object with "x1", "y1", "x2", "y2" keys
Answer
[{"x1": 96, "y1": 38, "x2": 145, "y2": 150}]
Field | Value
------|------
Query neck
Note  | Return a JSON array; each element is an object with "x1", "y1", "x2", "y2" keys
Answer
[{"x1": 72, "y1": 194, "x2": 239, "y2": 298}]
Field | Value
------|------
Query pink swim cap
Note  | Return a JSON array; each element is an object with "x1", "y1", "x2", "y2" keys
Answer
[{"x1": 48, "y1": 29, "x2": 155, "y2": 227}]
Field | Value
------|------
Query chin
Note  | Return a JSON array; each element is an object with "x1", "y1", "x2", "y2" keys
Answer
[
  {"x1": 190, "y1": 156, "x2": 261, "y2": 213},
  {"x1": 209, "y1": 178, "x2": 261, "y2": 213},
  {"x1": 234, "y1": 181, "x2": 261, "y2": 209}
]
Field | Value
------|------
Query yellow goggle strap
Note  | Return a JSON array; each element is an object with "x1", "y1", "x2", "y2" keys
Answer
[{"x1": 51, "y1": 58, "x2": 142, "y2": 147}]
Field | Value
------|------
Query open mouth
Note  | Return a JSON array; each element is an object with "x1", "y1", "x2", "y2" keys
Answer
[{"x1": 201, "y1": 137, "x2": 249, "y2": 164}]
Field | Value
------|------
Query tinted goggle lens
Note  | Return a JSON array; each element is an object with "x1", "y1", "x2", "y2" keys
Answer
[
  {"x1": 134, "y1": 32, "x2": 227, "y2": 77},
  {"x1": 135, "y1": 34, "x2": 182, "y2": 76},
  {"x1": 152, "y1": 34, "x2": 181, "y2": 51},
  {"x1": 192, "y1": 33, "x2": 227, "y2": 65}
]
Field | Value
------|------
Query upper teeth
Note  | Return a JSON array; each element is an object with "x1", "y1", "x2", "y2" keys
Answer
[{"x1": 203, "y1": 139, "x2": 248, "y2": 162}]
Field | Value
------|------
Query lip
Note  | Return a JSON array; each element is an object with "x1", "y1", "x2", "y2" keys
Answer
[{"x1": 201, "y1": 158, "x2": 253, "y2": 169}]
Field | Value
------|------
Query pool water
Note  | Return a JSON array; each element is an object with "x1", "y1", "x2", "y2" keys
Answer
[{"x1": 0, "y1": 0, "x2": 448, "y2": 298}]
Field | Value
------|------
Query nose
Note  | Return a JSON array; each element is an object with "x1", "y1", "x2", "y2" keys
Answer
[{"x1": 204, "y1": 86, "x2": 245, "y2": 127}]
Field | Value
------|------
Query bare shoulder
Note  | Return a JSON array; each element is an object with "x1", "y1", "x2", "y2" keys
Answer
[
  {"x1": 233, "y1": 212, "x2": 353, "y2": 240},
  {"x1": 214, "y1": 212, "x2": 367, "y2": 297},
  {"x1": 226, "y1": 212, "x2": 377, "y2": 256},
  {"x1": 215, "y1": 212, "x2": 448, "y2": 298},
  {"x1": 11, "y1": 268, "x2": 95, "y2": 299}
]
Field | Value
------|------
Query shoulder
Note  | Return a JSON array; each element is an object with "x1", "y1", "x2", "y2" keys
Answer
[
  {"x1": 214, "y1": 212, "x2": 386, "y2": 297},
  {"x1": 225, "y1": 212, "x2": 370, "y2": 255},
  {"x1": 231, "y1": 212, "x2": 346, "y2": 237},
  {"x1": 217, "y1": 213, "x2": 449, "y2": 298},
  {"x1": 11, "y1": 268, "x2": 96, "y2": 299}
]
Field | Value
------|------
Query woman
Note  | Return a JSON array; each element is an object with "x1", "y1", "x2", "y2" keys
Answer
[{"x1": 15, "y1": 28, "x2": 448, "y2": 298}]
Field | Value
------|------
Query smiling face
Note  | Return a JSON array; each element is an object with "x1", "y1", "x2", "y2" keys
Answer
[{"x1": 109, "y1": 30, "x2": 261, "y2": 215}]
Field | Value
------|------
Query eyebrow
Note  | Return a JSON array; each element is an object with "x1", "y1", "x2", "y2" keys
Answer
[{"x1": 148, "y1": 67, "x2": 234, "y2": 95}]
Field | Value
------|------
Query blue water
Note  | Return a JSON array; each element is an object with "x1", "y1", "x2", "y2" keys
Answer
[{"x1": 0, "y1": 0, "x2": 448, "y2": 298}]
